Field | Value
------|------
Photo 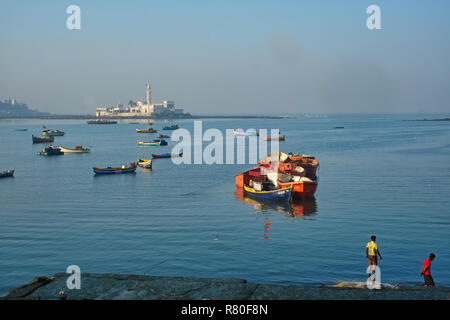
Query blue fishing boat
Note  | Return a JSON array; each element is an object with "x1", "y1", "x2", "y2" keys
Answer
[
  {"x1": 244, "y1": 185, "x2": 292, "y2": 201},
  {"x1": 0, "y1": 170, "x2": 14, "y2": 178},
  {"x1": 162, "y1": 124, "x2": 179, "y2": 130},
  {"x1": 93, "y1": 163, "x2": 137, "y2": 174}
]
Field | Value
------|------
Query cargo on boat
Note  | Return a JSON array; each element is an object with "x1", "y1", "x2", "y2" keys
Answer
[
  {"x1": 0, "y1": 169, "x2": 14, "y2": 178},
  {"x1": 32, "y1": 135, "x2": 54, "y2": 144},
  {"x1": 93, "y1": 163, "x2": 137, "y2": 174},
  {"x1": 236, "y1": 152, "x2": 319, "y2": 200},
  {"x1": 37, "y1": 146, "x2": 64, "y2": 156}
]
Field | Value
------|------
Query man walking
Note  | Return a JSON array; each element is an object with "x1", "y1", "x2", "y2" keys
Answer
[
  {"x1": 420, "y1": 253, "x2": 436, "y2": 287},
  {"x1": 366, "y1": 235, "x2": 382, "y2": 280}
]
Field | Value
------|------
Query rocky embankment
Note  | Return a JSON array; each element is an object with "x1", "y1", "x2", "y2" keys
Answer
[{"x1": 2, "y1": 273, "x2": 449, "y2": 300}]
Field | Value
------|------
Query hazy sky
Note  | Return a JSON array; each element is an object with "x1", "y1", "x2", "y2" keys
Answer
[{"x1": 1, "y1": 0, "x2": 450, "y2": 115}]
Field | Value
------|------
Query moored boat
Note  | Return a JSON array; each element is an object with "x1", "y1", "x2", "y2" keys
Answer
[
  {"x1": 138, "y1": 139, "x2": 168, "y2": 146},
  {"x1": 152, "y1": 152, "x2": 183, "y2": 159},
  {"x1": 58, "y1": 145, "x2": 90, "y2": 153},
  {"x1": 264, "y1": 135, "x2": 286, "y2": 141},
  {"x1": 0, "y1": 170, "x2": 14, "y2": 178},
  {"x1": 236, "y1": 152, "x2": 319, "y2": 200},
  {"x1": 37, "y1": 146, "x2": 64, "y2": 156},
  {"x1": 42, "y1": 129, "x2": 65, "y2": 136},
  {"x1": 137, "y1": 158, "x2": 152, "y2": 169},
  {"x1": 136, "y1": 127, "x2": 157, "y2": 133},
  {"x1": 233, "y1": 129, "x2": 259, "y2": 136},
  {"x1": 15, "y1": 128, "x2": 28, "y2": 132},
  {"x1": 32, "y1": 135, "x2": 54, "y2": 144},
  {"x1": 162, "y1": 124, "x2": 179, "y2": 130},
  {"x1": 158, "y1": 134, "x2": 170, "y2": 138},
  {"x1": 244, "y1": 185, "x2": 292, "y2": 201},
  {"x1": 93, "y1": 163, "x2": 137, "y2": 174}
]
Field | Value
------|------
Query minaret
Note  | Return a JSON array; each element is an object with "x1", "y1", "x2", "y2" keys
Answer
[{"x1": 146, "y1": 84, "x2": 151, "y2": 105}]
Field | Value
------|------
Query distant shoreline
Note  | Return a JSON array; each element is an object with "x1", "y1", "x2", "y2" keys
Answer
[
  {"x1": 403, "y1": 118, "x2": 450, "y2": 122},
  {"x1": 0, "y1": 114, "x2": 287, "y2": 120}
]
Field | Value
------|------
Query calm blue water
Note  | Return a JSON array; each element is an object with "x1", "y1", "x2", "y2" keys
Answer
[{"x1": 1, "y1": 114, "x2": 449, "y2": 295}]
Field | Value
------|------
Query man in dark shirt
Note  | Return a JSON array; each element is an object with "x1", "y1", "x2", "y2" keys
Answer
[{"x1": 420, "y1": 253, "x2": 436, "y2": 287}]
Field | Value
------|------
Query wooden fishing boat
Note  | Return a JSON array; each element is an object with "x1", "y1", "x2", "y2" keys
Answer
[
  {"x1": 162, "y1": 124, "x2": 179, "y2": 130},
  {"x1": 152, "y1": 152, "x2": 183, "y2": 159},
  {"x1": 244, "y1": 185, "x2": 292, "y2": 201},
  {"x1": 158, "y1": 134, "x2": 170, "y2": 138},
  {"x1": 42, "y1": 129, "x2": 65, "y2": 136},
  {"x1": 37, "y1": 146, "x2": 64, "y2": 156},
  {"x1": 233, "y1": 130, "x2": 259, "y2": 136},
  {"x1": 138, "y1": 139, "x2": 168, "y2": 146},
  {"x1": 0, "y1": 170, "x2": 14, "y2": 178},
  {"x1": 58, "y1": 145, "x2": 90, "y2": 153},
  {"x1": 136, "y1": 127, "x2": 157, "y2": 133},
  {"x1": 137, "y1": 158, "x2": 152, "y2": 169},
  {"x1": 264, "y1": 135, "x2": 286, "y2": 141},
  {"x1": 93, "y1": 163, "x2": 137, "y2": 174},
  {"x1": 32, "y1": 135, "x2": 54, "y2": 144}
]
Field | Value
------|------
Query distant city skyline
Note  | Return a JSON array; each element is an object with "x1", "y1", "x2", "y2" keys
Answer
[{"x1": 1, "y1": 0, "x2": 450, "y2": 115}]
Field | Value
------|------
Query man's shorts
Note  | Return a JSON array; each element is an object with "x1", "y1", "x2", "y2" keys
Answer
[
  {"x1": 424, "y1": 274, "x2": 435, "y2": 286},
  {"x1": 368, "y1": 255, "x2": 378, "y2": 265}
]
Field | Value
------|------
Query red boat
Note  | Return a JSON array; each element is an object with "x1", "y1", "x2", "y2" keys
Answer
[{"x1": 236, "y1": 152, "x2": 319, "y2": 200}]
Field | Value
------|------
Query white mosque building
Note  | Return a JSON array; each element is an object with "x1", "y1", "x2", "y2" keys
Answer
[{"x1": 96, "y1": 84, "x2": 185, "y2": 118}]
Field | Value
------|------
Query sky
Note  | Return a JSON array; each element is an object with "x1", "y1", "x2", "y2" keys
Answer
[{"x1": 1, "y1": 0, "x2": 450, "y2": 115}]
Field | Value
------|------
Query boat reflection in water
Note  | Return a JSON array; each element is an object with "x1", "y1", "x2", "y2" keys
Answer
[
  {"x1": 236, "y1": 190, "x2": 317, "y2": 239},
  {"x1": 235, "y1": 190, "x2": 317, "y2": 218}
]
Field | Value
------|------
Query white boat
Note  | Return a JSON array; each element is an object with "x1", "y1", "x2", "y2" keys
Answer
[
  {"x1": 58, "y1": 145, "x2": 90, "y2": 153},
  {"x1": 42, "y1": 129, "x2": 65, "y2": 136}
]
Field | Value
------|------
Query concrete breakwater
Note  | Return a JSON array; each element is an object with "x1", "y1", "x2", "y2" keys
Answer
[{"x1": 2, "y1": 273, "x2": 449, "y2": 300}]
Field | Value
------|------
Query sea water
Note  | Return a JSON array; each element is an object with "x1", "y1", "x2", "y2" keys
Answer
[{"x1": 0, "y1": 114, "x2": 449, "y2": 295}]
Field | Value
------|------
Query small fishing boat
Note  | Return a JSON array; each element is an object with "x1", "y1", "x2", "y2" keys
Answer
[
  {"x1": 233, "y1": 130, "x2": 259, "y2": 136},
  {"x1": 15, "y1": 128, "x2": 27, "y2": 132},
  {"x1": 87, "y1": 119, "x2": 117, "y2": 124},
  {"x1": 264, "y1": 135, "x2": 286, "y2": 141},
  {"x1": 334, "y1": 126, "x2": 345, "y2": 129},
  {"x1": 58, "y1": 145, "x2": 90, "y2": 153},
  {"x1": 136, "y1": 127, "x2": 157, "y2": 133},
  {"x1": 152, "y1": 152, "x2": 183, "y2": 159},
  {"x1": 0, "y1": 170, "x2": 14, "y2": 178},
  {"x1": 138, "y1": 139, "x2": 168, "y2": 146},
  {"x1": 37, "y1": 146, "x2": 64, "y2": 156},
  {"x1": 162, "y1": 124, "x2": 179, "y2": 130},
  {"x1": 93, "y1": 163, "x2": 137, "y2": 174},
  {"x1": 137, "y1": 158, "x2": 152, "y2": 169},
  {"x1": 158, "y1": 134, "x2": 170, "y2": 138},
  {"x1": 32, "y1": 135, "x2": 54, "y2": 144},
  {"x1": 42, "y1": 129, "x2": 65, "y2": 136},
  {"x1": 244, "y1": 185, "x2": 292, "y2": 201}
]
